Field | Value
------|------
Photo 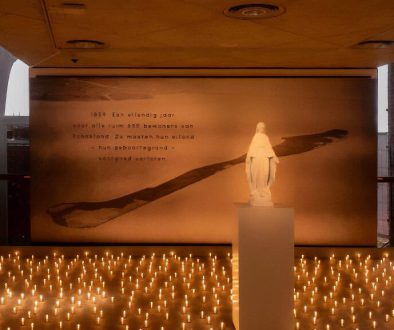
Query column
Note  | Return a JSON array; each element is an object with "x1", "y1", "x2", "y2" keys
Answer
[{"x1": 232, "y1": 204, "x2": 294, "y2": 330}]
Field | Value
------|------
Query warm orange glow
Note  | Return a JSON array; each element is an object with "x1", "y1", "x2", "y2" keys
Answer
[
  {"x1": 294, "y1": 253, "x2": 394, "y2": 329},
  {"x1": 1, "y1": 250, "x2": 394, "y2": 329},
  {"x1": 0, "y1": 251, "x2": 232, "y2": 329}
]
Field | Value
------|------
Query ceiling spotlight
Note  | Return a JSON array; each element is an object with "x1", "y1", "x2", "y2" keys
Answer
[
  {"x1": 224, "y1": 3, "x2": 285, "y2": 19},
  {"x1": 355, "y1": 40, "x2": 394, "y2": 49},
  {"x1": 66, "y1": 40, "x2": 105, "y2": 49}
]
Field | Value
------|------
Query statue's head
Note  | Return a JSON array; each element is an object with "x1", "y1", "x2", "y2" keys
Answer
[{"x1": 256, "y1": 122, "x2": 265, "y2": 133}]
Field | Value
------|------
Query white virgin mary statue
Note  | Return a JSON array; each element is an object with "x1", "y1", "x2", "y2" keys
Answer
[{"x1": 245, "y1": 122, "x2": 279, "y2": 206}]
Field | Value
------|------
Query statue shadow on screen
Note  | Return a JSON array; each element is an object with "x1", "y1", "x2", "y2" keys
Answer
[{"x1": 46, "y1": 129, "x2": 348, "y2": 228}]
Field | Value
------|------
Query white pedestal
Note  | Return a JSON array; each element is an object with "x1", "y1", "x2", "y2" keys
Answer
[{"x1": 232, "y1": 204, "x2": 294, "y2": 330}]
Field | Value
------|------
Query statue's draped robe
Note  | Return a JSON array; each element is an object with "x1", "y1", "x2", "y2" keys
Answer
[{"x1": 245, "y1": 132, "x2": 277, "y2": 205}]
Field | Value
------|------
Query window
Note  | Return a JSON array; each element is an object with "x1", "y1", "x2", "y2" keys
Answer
[{"x1": 5, "y1": 60, "x2": 29, "y2": 116}]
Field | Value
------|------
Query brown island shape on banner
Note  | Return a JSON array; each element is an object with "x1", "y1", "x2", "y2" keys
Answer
[{"x1": 47, "y1": 129, "x2": 348, "y2": 228}]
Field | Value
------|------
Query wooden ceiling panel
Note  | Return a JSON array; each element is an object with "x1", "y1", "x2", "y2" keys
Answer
[
  {"x1": 0, "y1": 1, "x2": 56, "y2": 65},
  {"x1": 263, "y1": 2, "x2": 394, "y2": 47},
  {"x1": 46, "y1": 0, "x2": 216, "y2": 48},
  {"x1": 0, "y1": 0, "x2": 393, "y2": 68}
]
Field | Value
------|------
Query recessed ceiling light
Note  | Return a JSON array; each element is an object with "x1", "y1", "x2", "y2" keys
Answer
[
  {"x1": 66, "y1": 40, "x2": 106, "y2": 49},
  {"x1": 224, "y1": 3, "x2": 285, "y2": 19},
  {"x1": 355, "y1": 40, "x2": 394, "y2": 49}
]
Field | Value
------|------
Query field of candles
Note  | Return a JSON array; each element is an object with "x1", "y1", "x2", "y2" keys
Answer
[
  {"x1": 0, "y1": 249, "x2": 233, "y2": 330},
  {"x1": 294, "y1": 251, "x2": 394, "y2": 330},
  {"x1": 1, "y1": 248, "x2": 394, "y2": 329}
]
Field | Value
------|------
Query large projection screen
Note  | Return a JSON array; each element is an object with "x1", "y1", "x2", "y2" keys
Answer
[{"x1": 30, "y1": 77, "x2": 376, "y2": 245}]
